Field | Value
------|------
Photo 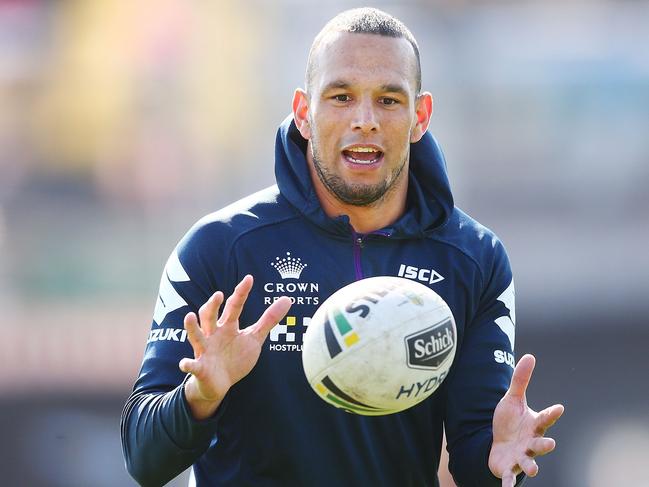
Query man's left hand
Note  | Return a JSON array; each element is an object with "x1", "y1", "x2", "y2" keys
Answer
[{"x1": 488, "y1": 354, "x2": 565, "y2": 487}]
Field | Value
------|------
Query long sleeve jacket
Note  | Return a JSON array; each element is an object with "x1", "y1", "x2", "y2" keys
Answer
[{"x1": 121, "y1": 117, "x2": 520, "y2": 487}]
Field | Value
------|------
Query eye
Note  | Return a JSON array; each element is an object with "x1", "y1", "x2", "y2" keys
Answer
[
  {"x1": 380, "y1": 97, "x2": 399, "y2": 106},
  {"x1": 332, "y1": 94, "x2": 351, "y2": 103}
]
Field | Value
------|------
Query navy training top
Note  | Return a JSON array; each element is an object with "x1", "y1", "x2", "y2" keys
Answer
[{"x1": 121, "y1": 117, "x2": 521, "y2": 487}]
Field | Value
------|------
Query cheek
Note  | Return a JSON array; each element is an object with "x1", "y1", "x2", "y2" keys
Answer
[
  {"x1": 311, "y1": 119, "x2": 340, "y2": 151},
  {"x1": 387, "y1": 118, "x2": 415, "y2": 147}
]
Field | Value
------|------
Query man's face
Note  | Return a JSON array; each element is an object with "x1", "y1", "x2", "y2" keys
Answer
[{"x1": 300, "y1": 32, "x2": 425, "y2": 207}]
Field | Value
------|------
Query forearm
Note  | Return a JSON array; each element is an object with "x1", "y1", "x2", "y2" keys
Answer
[{"x1": 120, "y1": 382, "x2": 223, "y2": 486}]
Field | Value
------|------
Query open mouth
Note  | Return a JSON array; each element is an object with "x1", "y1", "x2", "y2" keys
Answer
[{"x1": 342, "y1": 146, "x2": 384, "y2": 165}]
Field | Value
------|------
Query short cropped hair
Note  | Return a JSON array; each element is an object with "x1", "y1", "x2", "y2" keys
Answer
[{"x1": 306, "y1": 8, "x2": 422, "y2": 94}]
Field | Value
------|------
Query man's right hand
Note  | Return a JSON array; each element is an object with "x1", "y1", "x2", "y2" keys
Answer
[{"x1": 179, "y1": 274, "x2": 292, "y2": 420}]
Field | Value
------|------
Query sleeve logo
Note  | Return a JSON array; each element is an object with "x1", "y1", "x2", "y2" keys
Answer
[
  {"x1": 153, "y1": 250, "x2": 190, "y2": 326},
  {"x1": 494, "y1": 279, "x2": 516, "y2": 350}
]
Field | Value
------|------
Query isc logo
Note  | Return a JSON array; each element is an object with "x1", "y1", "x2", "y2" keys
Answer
[{"x1": 398, "y1": 264, "x2": 445, "y2": 285}]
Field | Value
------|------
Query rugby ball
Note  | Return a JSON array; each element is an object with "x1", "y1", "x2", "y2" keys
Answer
[{"x1": 302, "y1": 276, "x2": 456, "y2": 415}]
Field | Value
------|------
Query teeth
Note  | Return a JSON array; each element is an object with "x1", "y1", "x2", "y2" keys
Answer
[
  {"x1": 347, "y1": 156, "x2": 375, "y2": 164},
  {"x1": 347, "y1": 147, "x2": 378, "y2": 153}
]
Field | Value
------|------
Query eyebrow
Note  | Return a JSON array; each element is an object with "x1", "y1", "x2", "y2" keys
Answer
[
  {"x1": 380, "y1": 83, "x2": 409, "y2": 97},
  {"x1": 321, "y1": 80, "x2": 410, "y2": 97},
  {"x1": 321, "y1": 80, "x2": 351, "y2": 92}
]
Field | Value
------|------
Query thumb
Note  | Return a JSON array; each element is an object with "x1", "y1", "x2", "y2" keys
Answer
[
  {"x1": 252, "y1": 296, "x2": 292, "y2": 338},
  {"x1": 179, "y1": 357, "x2": 201, "y2": 376},
  {"x1": 501, "y1": 470, "x2": 516, "y2": 487},
  {"x1": 507, "y1": 353, "x2": 535, "y2": 399}
]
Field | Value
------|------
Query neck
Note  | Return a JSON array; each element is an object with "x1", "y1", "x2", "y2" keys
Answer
[{"x1": 307, "y1": 144, "x2": 408, "y2": 234}]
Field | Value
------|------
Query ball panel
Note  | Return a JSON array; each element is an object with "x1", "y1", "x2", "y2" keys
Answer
[
  {"x1": 313, "y1": 375, "x2": 396, "y2": 415},
  {"x1": 319, "y1": 312, "x2": 454, "y2": 411}
]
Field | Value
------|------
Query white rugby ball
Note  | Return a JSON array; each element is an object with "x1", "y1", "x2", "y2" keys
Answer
[{"x1": 302, "y1": 276, "x2": 456, "y2": 415}]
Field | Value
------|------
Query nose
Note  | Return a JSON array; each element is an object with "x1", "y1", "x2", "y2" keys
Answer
[{"x1": 351, "y1": 97, "x2": 379, "y2": 133}]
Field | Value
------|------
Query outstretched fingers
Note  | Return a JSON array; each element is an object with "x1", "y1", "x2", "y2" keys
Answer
[
  {"x1": 198, "y1": 291, "x2": 224, "y2": 336},
  {"x1": 501, "y1": 456, "x2": 537, "y2": 487},
  {"x1": 180, "y1": 311, "x2": 208, "y2": 376},
  {"x1": 183, "y1": 312, "x2": 207, "y2": 356},
  {"x1": 219, "y1": 275, "x2": 254, "y2": 326},
  {"x1": 513, "y1": 437, "x2": 556, "y2": 480},
  {"x1": 250, "y1": 296, "x2": 292, "y2": 339},
  {"x1": 518, "y1": 455, "x2": 539, "y2": 477},
  {"x1": 526, "y1": 437, "x2": 556, "y2": 457},
  {"x1": 535, "y1": 404, "x2": 565, "y2": 436},
  {"x1": 501, "y1": 470, "x2": 516, "y2": 487},
  {"x1": 507, "y1": 354, "x2": 536, "y2": 400},
  {"x1": 494, "y1": 357, "x2": 564, "y2": 485}
]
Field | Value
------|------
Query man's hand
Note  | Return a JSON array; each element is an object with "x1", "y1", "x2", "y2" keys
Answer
[
  {"x1": 179, "y1": 275, "x2": 292, "y2": 420},
  {"x1": 488, "y1": 354, "x2": 564, "y2": 487}
]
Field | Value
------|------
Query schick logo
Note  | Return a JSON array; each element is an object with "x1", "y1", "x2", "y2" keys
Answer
[
  {"x1": 271, "y1": 252, "x2": 307, "y2": 279},
  {"x1": 405, "y1": 319, "x2": 455, "y2": 370},
  {"x1": 398, "y1": 264, "x2": 444, "y2": 285}
]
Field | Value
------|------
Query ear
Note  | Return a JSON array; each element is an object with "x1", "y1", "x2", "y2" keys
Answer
[
  {"x1": 292, "y1": 89, "x2": 312, "y2": 140},
  {"x1": 410, "y1": 92, "x2": 433, "y2": 143}
]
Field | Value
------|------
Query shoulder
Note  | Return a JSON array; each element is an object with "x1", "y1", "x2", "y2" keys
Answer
[
  {"x1": 432, "y1": 207, "x2": 511, "y2": 285},
  {"x1": 179, "y1": 185, "x2": 300, "y2": 254},
  {"x1": 168, "y1": 185, "x2": 301, "y2": 290}
]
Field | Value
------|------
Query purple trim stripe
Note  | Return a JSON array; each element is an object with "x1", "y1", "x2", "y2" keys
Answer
[{"x1": 352, "y1": 232, "x2": 364, "y2": 280}]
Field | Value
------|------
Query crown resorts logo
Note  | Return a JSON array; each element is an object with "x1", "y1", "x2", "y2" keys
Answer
[
  {"x1": 265, "y1": 252, "x2": 319, "y2": 351},
  {"x1": 271, "y1": 252, "x2": 307, "y2": 280},
  {"x1": 265, "y1": 251, "x2": 318, "y2": 303}
]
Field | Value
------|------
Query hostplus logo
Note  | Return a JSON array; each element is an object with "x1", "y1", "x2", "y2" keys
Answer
[{"x1": 269, "y1": 315, "x2": 312, "y2": 352}]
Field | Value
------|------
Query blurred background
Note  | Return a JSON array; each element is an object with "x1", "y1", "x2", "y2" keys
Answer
[{"x1": 0, "y1": 0, "x2": 647, "y2": 485}]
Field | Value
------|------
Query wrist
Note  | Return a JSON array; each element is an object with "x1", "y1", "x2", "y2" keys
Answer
[{"x1": 184, "y1": 376, "x2": 226, "y2": 420}]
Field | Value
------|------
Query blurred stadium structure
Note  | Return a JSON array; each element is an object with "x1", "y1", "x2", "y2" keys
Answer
[{"x1": 0, "y1": 0, "x2": 647, "y2": 485}]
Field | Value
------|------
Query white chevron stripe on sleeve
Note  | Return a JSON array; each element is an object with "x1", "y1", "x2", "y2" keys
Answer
[
  {"x1": 153, "y1": 250, "x2": 190, "y2": 326},
  {"x1": 495, "y1": 279, "x2": 516, "y2": 350}
]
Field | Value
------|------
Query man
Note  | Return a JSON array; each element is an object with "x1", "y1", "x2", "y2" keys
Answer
[{"x1": 121, "y1": 8, "x2": 563, "y2": 487}]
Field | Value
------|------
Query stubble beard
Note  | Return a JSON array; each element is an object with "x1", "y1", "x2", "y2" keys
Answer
[{"x1": 311, "y1": 141, "x2": 408, "y2": 208}]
